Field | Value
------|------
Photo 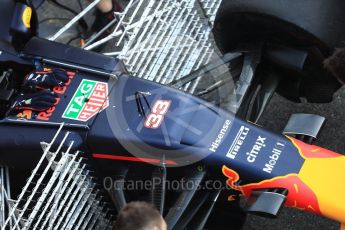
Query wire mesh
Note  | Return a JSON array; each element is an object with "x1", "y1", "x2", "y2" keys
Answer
[
  {"x1": 47, "y1": 0, "x2": 222, "y2": 92},
  {"x1": 100, "y1": 0, "x2": 222, "y2": 91},
  {"x1": 1, "y1": 124, "x2": 114, "y2": 230}
]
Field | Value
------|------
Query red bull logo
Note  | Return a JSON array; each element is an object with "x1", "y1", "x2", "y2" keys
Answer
[
  {"x1": 222, "y1": 136, "x2": 345, "y2": 224},
  {"x1": 222, "y1": 166, "x2": 321, "y2": 214}
]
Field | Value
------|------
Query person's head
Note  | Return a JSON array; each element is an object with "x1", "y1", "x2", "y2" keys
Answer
[{"x1": 113, "y1": 201, "x2": 167, "y2": 230}]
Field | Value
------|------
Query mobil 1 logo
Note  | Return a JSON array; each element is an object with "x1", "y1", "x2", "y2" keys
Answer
[{"x1": 62, "y1": 79, "x2": 109, "y2": 122}]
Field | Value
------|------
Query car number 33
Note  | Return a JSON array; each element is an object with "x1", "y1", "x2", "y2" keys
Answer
[{"x1": 144, "y1": 100, "x2": 171, "y2": 129}]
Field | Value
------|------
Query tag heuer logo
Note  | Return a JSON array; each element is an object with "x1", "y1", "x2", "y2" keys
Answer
[{"x1": 62, "y1": 79, "x2": 109, "y2": 122}]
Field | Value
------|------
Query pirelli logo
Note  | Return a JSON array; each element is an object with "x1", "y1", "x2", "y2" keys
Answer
[{"x1": 226, "y1": 126, "x2": 250, "y2": 160}]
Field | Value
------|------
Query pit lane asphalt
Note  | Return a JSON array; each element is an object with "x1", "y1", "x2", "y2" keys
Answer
[{"x1": 38, "y1": 1, "x2": 344, "y2": 229}]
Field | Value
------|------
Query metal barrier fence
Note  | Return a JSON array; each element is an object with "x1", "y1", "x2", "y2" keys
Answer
[
  {"x1": 49, "y1": 0, "x2": 222, "y2": 92},
  {"x1": 1, "y1": 124, "x2": 113, "y2": 230}
]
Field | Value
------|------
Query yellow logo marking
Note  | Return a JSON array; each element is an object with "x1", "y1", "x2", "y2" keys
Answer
[{"x1": 22, "y1": 7, "x2": 32, "y2": 29}]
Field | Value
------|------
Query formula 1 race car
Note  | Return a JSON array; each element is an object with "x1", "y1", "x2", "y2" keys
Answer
[{"x1": 0, "y1": 0, "x2": 345, "y2": 230}]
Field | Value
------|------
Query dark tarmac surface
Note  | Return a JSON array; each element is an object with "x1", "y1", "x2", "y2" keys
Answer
[{"x1": 37, "y1": 1, "x2": 344, "y2": 229}]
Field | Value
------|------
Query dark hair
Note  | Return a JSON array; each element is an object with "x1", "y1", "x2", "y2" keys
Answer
[{"x1": 114, "y1": 201, "x2": 163, "y2": 230}]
